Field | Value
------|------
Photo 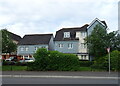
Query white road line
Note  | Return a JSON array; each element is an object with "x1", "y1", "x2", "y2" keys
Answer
[{"x1": 0, "y1": 75, "x2": 119, "y2": 79}]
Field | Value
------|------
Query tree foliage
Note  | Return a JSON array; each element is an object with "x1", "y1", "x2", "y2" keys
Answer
[
  {"x1": 86, "y1": 25, "x2": 120, "y2": 58},
  {"x1": 91, "y1": 50, "x2": 120, "y2": 71},
  {"x1": 86, "y1": 25, "x2": 107, "y2": 58},
  {"x1": 1, "y1": 29, "x2": 17, "y2": 54}
]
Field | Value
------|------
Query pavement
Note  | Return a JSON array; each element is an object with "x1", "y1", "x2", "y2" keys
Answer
[{"x1": 2, "y1": 71, "x2": 119, "y2": 78}]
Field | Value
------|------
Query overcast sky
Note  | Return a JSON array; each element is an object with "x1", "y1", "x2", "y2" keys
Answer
[{"x1": 0, "y1": 0, "x2": 118, "y2": 37}]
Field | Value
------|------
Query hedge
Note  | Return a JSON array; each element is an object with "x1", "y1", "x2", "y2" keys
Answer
[{"x1": 27, "y1": 48, "x2": 80, "y2": 71}]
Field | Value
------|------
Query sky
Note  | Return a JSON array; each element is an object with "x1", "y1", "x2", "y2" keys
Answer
[{"x1": 0, "y1": 0, "x2": 119, "y2": 37}]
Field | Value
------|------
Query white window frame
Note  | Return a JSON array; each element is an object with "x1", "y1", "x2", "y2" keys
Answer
[
  {"x1": 81, "y1": 55, "x2": 87, "y2": 60},
  {"x1": 81, "y1": 32, "x2": 86, "y2": 37},
  {"x1": 68, "y1": 43, "x2": 73, "y2": 49},
  {"x1": 58, "y1": 44, "x2": 63, "y2": 48},
  {"x1": 20, "y1": 47, "x2": 24, "y2": 51},
  {"x1": 81, "y1": 43, "x2": 86, "y2": 49},
  {"x1": 25, "y1": 47, "x2": 29, "y2": 51},
  {"x1": 41, "y1": 46, "x2": 46, "y2": 48},
  {"x1": 64, "y1": 32, "x2": 70, "y2": 38},
  {"x1": 35, "y1": 47, "x2": 38, "y2": 51}
]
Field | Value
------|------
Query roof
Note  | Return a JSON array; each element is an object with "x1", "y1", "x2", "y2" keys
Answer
[
  {"x1": 54, "y1": 24, "x2": 89, "y2": 41},
  {"x1": 101, "y1": 21, "x2": 107, "y2": 27},
  {"x1": 9, "y1": 32, "x2": 21, "y2": 42},
  {"x1": 18, "y1": 34, "x2": 53, "y2": 45},
  {"x1": 87, "y1": 18, "x2": 107, "y2": 29}
]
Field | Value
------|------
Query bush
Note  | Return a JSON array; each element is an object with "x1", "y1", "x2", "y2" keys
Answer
[
  {"x1": 15, "y1": 62, "x2": 27, "y2": 66},
  {"x1": 79, "y1": 61, "x2": 93, "y2": 67},
  {"x1": 2, "y1": 60, "x2": 15, "y2": 65},
  {"x1": 110, "y1": 50, "x2": 120, "y2": 71},
  {"x1": 91, "y1": 50, "x2": 120, "y2": 71},
  {"x1": 27, "y1": 48, "x2": 80, "y2": 71}
]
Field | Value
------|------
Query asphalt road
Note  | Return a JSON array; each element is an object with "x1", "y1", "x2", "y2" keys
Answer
[
  {"x1": 2, "y1": 71, "x2": 118, "y2": 77},
  {"x1": 2, "y1": 77, "x2": 118, "y2": 84},
  {"x1": 1, "y1": 71, "x2": 119, "y2": 84}
]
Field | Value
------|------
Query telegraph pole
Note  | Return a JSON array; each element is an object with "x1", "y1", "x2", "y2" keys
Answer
[{"x1": 107, "y1": 48, "x2": 110, "y2": 74}]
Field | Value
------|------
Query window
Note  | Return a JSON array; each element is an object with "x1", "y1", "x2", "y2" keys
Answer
[
  {"x1": 35, "y1": 47, "x2": 38, "y2": 51},
  {"x1": 81, "y1": 55, "x2": 84, "y2": 59},
  {"x1": 20, "y1": 47, "x2": 24, "y2": 51},
  {"x1": 81, "y1": 43, "x2": 86, "y2": 48},
  {"x1": 81, "y1": 32, "x2": 86, "y2": 37},
  {"x1": 81, "y1": 55, "x2": 87, "y2": 60},
  {"x1": 68, "y1": 43, "x2": 73, "y2": 49},
  {"x1": 25, "y1": 47, "x2": 29, "y2": 51},
  {"x1": 41, "y1": 46, "x2": 46, "y2": 48},
  {"x1": 58, "y1": 44, "x2": 63, "y2": 48},
  {"x1": 64, "y1": 32, "x2": 70, "y2": 38}
]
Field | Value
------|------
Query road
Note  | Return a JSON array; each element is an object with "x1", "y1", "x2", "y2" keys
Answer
[
  {"x1": 1, "y1": 71, "x2": 119, "y2": 84},
  {"x1": 2, "y1": 76, "x2": 118, "y2": 84}
]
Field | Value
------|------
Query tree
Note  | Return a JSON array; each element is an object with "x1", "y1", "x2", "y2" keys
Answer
[
  {"x1": 91, "y1": 50, "x2": 120, "y2": 71},
  {"x1": 1, "y1": 29, "x2": 17, "y2": 54},
  {"x1": 86, "y1": 25, "x2": 107, "y2": 58},
  {"x1": 86, "y1": 25, "x2": 120, "y2": 59},
  {"x1": 105, "y1": 31, "x2": 120, "y2": 51}
]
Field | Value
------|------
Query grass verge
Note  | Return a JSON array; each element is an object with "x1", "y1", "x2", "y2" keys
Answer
[
  {"x1": 1, "y1": 66, "x2": 105, "y2": 71},
  {"x1": 2, "y1": 65, "x2": 27, "y2": 71}
]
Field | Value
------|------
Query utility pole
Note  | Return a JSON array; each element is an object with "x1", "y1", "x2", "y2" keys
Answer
[{"x1": 107, "y1": 48, "x2": 110, "y2": 74}]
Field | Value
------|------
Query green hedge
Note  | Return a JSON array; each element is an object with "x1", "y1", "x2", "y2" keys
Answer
[
  {"x1": 91, "y1": 50, "x2": 120, "y2": 71},
  {"x1": 79, "y1": 61, "x2": 93, "y2": 67},
  {"x1": 27, "y1": 48, "x2": 80, "y2": 71}
]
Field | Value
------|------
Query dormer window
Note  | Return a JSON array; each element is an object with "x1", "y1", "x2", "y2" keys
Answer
[{"x1": 64, "y1": 32, "x2": 70, "y2": 38}]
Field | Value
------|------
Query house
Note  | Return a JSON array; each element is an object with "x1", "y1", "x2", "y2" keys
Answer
[
  {"x1": 17, "y1": 34, "x2": 54, "y2": 59},
  {"x1": 2, "y1": 31, "x2": 22, "y2": 59},
  {"x1": 54, "y1": 24, "x2": 89, "y2": 60},
  {"x1": 87, "y1": 18, "x2": 107, "y2": 35},
  {"x1": 54, "y1": 18, "x2": 107, "y2": 60},
  {"x1": 9, "y1": 32, "x2": 22, "y2": 44}
]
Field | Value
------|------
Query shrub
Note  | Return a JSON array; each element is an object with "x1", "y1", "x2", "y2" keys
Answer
[
  {"x1": 91, "y1": 50, "x2": 120, "y2": 71},
  {"x1": 2, "y1": 60, "x2": 15, "y2": 65},
  {"x1": 110, "y1": 50, "x2": 120, "y2": 71},
  {"x1": 79, "y1": 61, "x2": 93, "y2": 67},
  {"x1": 27, "y1": 48, "x2": 80, "y2": 71},
  {"x1": 15, "y1": 62, "x2": 27, "y2": 66}
]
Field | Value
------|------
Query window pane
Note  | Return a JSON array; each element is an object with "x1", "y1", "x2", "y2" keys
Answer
[
  {"x1": 20, "y1": 47, "x2": 24, "y2": 51},
  {"x1": 58, "y1": 44, "x2": 63, "y2": 48},
  {"x1": 64, "y1": 32, "x2": 70, "y2": 38},
  {"x1": 68, "y1": 43, "x2": 73, "y2": 49}
]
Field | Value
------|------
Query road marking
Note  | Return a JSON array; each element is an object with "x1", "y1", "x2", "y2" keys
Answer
[{"x1": 1, "y1": 75, "x2": 119, "y2": 79}]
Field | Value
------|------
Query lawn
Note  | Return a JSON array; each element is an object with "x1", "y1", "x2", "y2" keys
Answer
[
  {"x1": 0, "y1": 66, "x2": 105, "y2": 71},
  {"x1": 1, "y1": 65, "x2": 27, "y2": 71},
  {"x1": 79, "y1": 67, "x2": 106, "y2": 71},
  {"x1": 79, "y1": 67, "x2": 92, "y2": 71}
]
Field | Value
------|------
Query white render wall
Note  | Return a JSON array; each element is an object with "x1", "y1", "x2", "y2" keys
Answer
[{"x1": 76, "y1": 31, "x2": 88, "y2": 53}]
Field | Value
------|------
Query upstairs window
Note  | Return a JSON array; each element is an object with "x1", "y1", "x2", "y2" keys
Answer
[
  {"x1": 81, "y1": 32, "x2": 86, "y2": 37},
  {"x1": 64, "y1": 32, "x2": 70, "y2": 38},
  {"x1": 68, "y1": 43, "x2": 73, "y2": 49}
]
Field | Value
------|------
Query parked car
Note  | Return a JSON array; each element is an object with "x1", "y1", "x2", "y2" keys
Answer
[
  {"x1": 5, "y1": 57, "x2": 18, "y2": 62},
  {"x1": 5, "y1": 57, "x2": 14, "y2": 61},
  {"x1": 19, "y1": 58, "x2": 35, "y2": 63}
]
